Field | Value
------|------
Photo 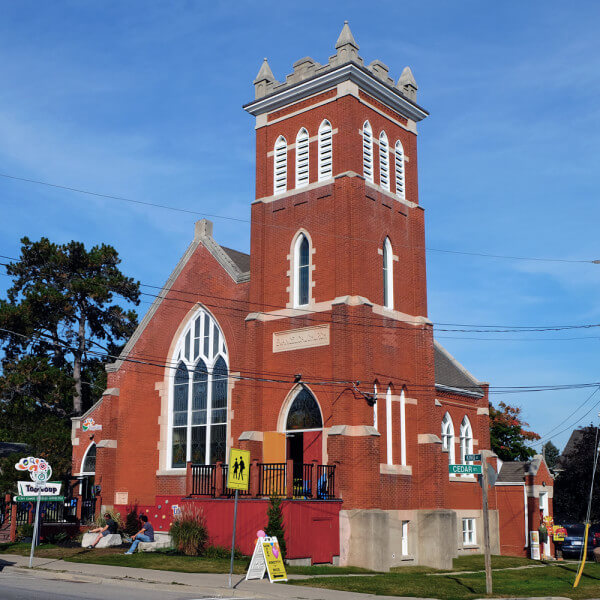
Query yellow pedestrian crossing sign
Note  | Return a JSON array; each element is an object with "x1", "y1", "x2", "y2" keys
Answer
[{"x1": 227, "y1": 448, "x2": 250, "y2": 491}]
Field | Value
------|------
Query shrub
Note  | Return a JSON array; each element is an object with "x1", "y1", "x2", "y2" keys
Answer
[
  {"x1": 204, "y1": 544, "x2": 244, "y2": 559},
  {"x1": 93, "y1": 509, "x2": 123, "y2": 530},
  {"x1": 124, "y1": 506, "x2": 140, "y2": 536},
  {"x1": 17, "y1": 523, "x2": 34, "y2": 541},
  {"x1": 265, "y1": 496, "x2": 287, "y2": 559},
  {"x1": 170, "y1": 505, "x2": 208, "y2": 556}
]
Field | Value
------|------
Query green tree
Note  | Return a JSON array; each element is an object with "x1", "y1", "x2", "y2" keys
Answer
[
  {"x1": 554, "y1": 426, "x2": 600, "y2": 523},
  {"x1": 543, "y1": 440, "x2": 560, "y2": 469},
  {"x1": 489, "y1": 401, "x2": 540, "y2": 462},
  {"x1": 0, "y1": 236, "x2": 140, "y2": 415},
  {"x1": 265, "y1": 496, "x2": 287, "y2": 559}
]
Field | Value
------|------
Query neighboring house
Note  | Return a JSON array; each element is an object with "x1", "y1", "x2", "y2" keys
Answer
[
  {"x1": 71, "y1": 23, "x2": 551, "y2": 569},
  {"x1": 495, "y1": 455, "x2": 554, "y2": 557}
]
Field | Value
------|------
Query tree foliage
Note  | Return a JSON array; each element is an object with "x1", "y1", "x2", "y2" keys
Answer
[
  {"x1": 543, "y1": 440, "x2": 560, "y2": 469},
  {"x1": 554, "y1": 426, "x2": 600, "y2": 523},
  {"x1": 265, "y1": 496, "x2": 287, "y2": 558},
  {"x1": 489, "y1": 401, "x2": 540, "y2": 462}
]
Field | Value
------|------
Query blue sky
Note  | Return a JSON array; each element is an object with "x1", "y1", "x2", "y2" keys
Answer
[{"x1": 1, "y1": 1, "x2": 599, "y2": 451}]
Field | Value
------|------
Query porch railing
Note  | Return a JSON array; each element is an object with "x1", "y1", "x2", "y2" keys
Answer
[{"x1": 188, "y1": 460, "x2": 338, "y2": 500}]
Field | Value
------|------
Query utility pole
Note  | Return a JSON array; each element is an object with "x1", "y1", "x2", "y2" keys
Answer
[{"x1": 481, "y1": 449, "x2": 492, "y2": 595}]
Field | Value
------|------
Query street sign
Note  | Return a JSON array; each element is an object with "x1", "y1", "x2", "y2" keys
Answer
[
  {"x1": 227, "y1": 448, "x2": 250, "y2": 491},
  {"x1": 464, "y1": 454, "x2": 481, "y2": 462},
  {"x1": 14, "y1": 495, "x2": 65, "y2": 502},
  {"x1": 449, "y1": 464, "x2": 482, "y2": 475}
]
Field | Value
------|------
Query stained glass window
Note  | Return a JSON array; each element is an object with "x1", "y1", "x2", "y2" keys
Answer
[{"x1": 286, "y1": 388, "x2": 322, "y2": 430}]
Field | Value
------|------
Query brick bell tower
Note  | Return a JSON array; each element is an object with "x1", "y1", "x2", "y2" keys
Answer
[{"x1": 242, "y1": 24, "x2": 447, "y2": 570}]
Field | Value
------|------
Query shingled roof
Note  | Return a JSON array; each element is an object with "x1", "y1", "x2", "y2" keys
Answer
[
  {"x1": 434, "y1": 340, "x2": 484, "y2": 398},
  {"x1": 497, "y1": 462, "x2": 527, "y2": 483},
  {"x1": 221, "y1": 246, "x2": 250, "y2": 274}
]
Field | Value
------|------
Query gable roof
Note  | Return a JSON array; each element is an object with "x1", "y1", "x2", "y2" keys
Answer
[
  {"x1": 221, "y1": 246, "x2": 250, "y2": 274},
  {"x1": 434, "y1": 340, "x2": 484, "y2": 398},
  {"x1": 497, "y1": 462, "x2": 527, "y2": 483}
]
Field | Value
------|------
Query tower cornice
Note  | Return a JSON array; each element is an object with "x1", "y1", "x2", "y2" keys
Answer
[{"x1": 243, "y1": 62, "x2": 429, "y2": 123}]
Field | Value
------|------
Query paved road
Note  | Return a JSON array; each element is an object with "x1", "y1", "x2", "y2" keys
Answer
[{"x1": 0, "y1": 569, "x2": 258, "y2": 600}]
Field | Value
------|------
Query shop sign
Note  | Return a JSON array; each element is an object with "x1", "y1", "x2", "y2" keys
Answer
[
  {"x1": 82, "y1": 418, "x2": 102, "y2": 432},
  {"x1": 18, "y1": 481, "x2": 61, "y2": 496},
  {"x1": 245, "y1": 536, "x2": 287, "y2": 583},
  {"x1": 449, "y1": 464, "x2": 482, "y2": 475},
  {"x1": 227, "y1": 448, "x2": 250, "y2": 491}
]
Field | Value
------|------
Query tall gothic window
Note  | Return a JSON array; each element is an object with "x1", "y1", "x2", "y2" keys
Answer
[
  {"x1": 318, "y1": 120, "x2": 333, "y2": 180},
  {"x1": 383, "y1": 237, "x2": 394, "y2": 310},
  {"x1": 294, "y1": 233, "x2": 310, "y2": 307},
  {"x1": 286, "y1": 387, "x2": 323, "y2": 430},
  {"x1": 395, "y1": 140, "x2": 405, "y2": 200},
  {"x1": 295, "y1": 128, "x2": 309, "y2": 188},
  {"x1": 379, "y1": 131, "x2": 390, "y2": 191},
  {"x1": 386, "y1": 385, "x2": 393, "y2": 465},
  {"x1": 170, "y1": 308, "x2": 229, "y2": 468},
  {"x1": 81, "y1": 443, "x2": 96, "y2": 474},
  {"x1": 441, "y1": 412, "x2": 455, "y2": 466},
  {"x1": 373, "y1": 383, "x2": 378, "y2": 430},
  {"x1": 460, "y1": 416, "x2": 473, "y2": 465},
  {"x1": 362, "y1": 121, "x2": 373, "y2": 183},
  {"x1": 274, "y1": 135, "x2": 287, "y2": 194}
]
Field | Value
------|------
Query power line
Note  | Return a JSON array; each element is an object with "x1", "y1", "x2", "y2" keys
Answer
[{"x1": 1, "y1": 171, "x2": 598, "y2": 265}]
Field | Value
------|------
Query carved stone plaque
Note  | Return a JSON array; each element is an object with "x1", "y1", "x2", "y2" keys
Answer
[{"x1": 273, "y1": 324, "x2": 330, "y2": 353}]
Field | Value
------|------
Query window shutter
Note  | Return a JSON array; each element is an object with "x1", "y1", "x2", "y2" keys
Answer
[
  {"x1": 379, "y1": 131, "x2": 389, "y2": 191},
  {"x1": 274, "y1": 136, "x2": 287, "y2": 194},
  {"x1": 295, "y1": 128, "x2": 309, "y2": 188},
  {"x1": 363, "y1": 121, "x2": 373, "y2": 182},
  {"x1": 318, "y1": 120, "x2": 332, "y2": 181},
  {"x1": 395, "y1": 140, "x2": 405, "y2": 200}
]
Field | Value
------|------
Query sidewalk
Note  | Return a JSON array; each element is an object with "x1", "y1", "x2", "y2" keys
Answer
[{"x1": 0, "y1": 553, "x2": 433, "y2": 600}]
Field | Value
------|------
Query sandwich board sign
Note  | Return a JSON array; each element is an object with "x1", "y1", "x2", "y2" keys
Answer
[
  {"x1": 245, "y1": 536, "x2": 288, "y2": 583},
  {"x1": 227, "y1": 448, "x2": 250, "y2": 491}
]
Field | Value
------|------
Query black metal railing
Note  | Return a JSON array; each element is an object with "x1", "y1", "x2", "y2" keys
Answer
[
  {"x1": 258, "y1": 463, "x2": 286, "y2": 497},
  {"x1": 81, "y1": 498, "x2": 96, "y2": 524},
  {"x1": 316, "y1": 465, "x2": 336, "y2": 500},
  {"x1": 293, "y1": 463, "x2": 313, "y2": 497},
  {"x1": 191, "y1": 464, "x2": 216, "y2": 496},
  {"x1": 222, "y1": 464, "x2": 252, "y2": 497}
]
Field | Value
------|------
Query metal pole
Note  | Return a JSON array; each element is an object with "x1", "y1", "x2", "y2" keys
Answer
[
  {"x1": 29, "y1": 486, "x2": 42, "y2": 569},
  {"x1": 481, "y1": 452, "x2": 492, "y2": 595},
  {"x1": 229, "y1": 489, "x2": 239, "y2": 588}
]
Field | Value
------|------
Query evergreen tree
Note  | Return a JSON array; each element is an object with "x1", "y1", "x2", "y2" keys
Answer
[
  {"x1": 265, "y1": 496, "x2": 287, "y2": 558},
  {"x1": 489, "y1": 401, "x2": 540, "y2": 461},
  {"x1": 543, "y1": 440, "x2": 560, "y2": 469}
]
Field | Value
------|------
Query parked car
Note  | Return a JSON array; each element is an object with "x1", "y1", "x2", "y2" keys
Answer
[{"x1": 561, "y1": 523, "x2": 600, "y2": 558}]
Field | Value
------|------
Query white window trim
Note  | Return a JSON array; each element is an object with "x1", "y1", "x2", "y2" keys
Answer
[
  {"x1": 383, "y1": 237, "x2": 394, "y2": 310},
  {"x1": 401, "y1": 520, "x2": 409, "y2": 556},
  {"x1": 295, "y1": 128, "x2": 309, "y2": 188},
  {"x1": 293, "y1": 232, "x2": 312, "y2": 308},
  {"x1": 167, "y1": 307, "x2": 229, "y2": 470},
  {"x1": 400, "y1": 389, "x2": 406, "y2": 466},
  {"x1": 386, "y1": 385, "x2": 393, "y2": 465},
  {"x1": 362, "y1": 121, "x2": 373, "y2": 183},
  {"x1": 274, "y1": 135, "x2": 287, "y2": 194},
  {"x1": 442, "y1": 412, "x2": 456, "y2": 477},
  {"x1": 318, "y1": 120, "x2": 333, "y2": 181},
  {"x1": 460, "y1": 416, "x2": 474, "y2": 464},
  {"x1": 379, "y1": 131, "x2": 390, "y2": 191},
  {"x1": 373, "y1": 383, "x2": 378, "y2": 431},
  {"x1": 462, "y1": 517, "x2": 476, "y2": 546},
  {"x1": 80, "y1": 442, "x2": 96, "y2": 476},
  {"x1": 395, "y1": 140, "x2": 406, "y2": 200}
]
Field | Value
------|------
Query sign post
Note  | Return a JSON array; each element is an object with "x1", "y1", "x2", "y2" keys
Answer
[
  {"x1": 480, "y1": 450, "x2": 493, "y2": 596},
  {"x1": 227, "y1": 448, "x2": 250, "y2": 588},
  {"x1": 14, "y1": 457, "x2": 52, "y2": 569}
]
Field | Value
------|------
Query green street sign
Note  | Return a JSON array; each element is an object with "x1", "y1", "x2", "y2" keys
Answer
[
  {"x1": 449, "y1": 464, "x2": 482, "y2": 475},
  {"x1": 14, "y1": 495, "x2": 65, "y2": 502},
  {"x1": 465, "y1": 454, "x2": 482, "y2": 462}
]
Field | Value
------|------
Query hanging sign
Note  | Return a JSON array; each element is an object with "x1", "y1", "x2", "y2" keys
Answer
[
  {"x1": 18, "y1": 481, "x2": 62, "y2": 497},
  {"x1": 227, "y1": 448, "x2": 250, "y2": 491},
  {"x1": 245, "y1": 536, "x2": 287, "y2": 583},
  {"x1": 82, "y1": 418, "x2": 102, "y2": 432},
  {"x1": 449, "y1": 464, "x2": 482, "y2": 475}
]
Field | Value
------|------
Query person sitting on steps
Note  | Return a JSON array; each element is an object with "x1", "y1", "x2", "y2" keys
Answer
[
  {"x1": 87, "y1": 513, "x2": 118, "y2": 548},
  {"x1": 125, "y1": 515, "x2": 154, "y2": 554}
]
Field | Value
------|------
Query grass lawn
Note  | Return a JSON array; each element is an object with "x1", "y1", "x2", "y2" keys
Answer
[{"x1": 291, "y1": 560, "x2": 600, "y2": 599}]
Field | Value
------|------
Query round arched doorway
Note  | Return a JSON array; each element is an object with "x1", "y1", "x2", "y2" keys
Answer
[{"x1": 285, "y1": 387, "x2": 323, "y2": 491}]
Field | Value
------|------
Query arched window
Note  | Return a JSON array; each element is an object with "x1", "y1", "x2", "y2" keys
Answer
[
  {"x1": 295, "y1": 128, "x2": 309, "y2": 188},
  {"x1": 400, "y1": 388, "x2": 406, "y2": 466},
  {"x1": 170, "y1": 308, "x2": 229, "y2": 468},
  {"x1": 318, "y1": 120, "x2": 333, "y2": 181},
  {"x1": 81, "y1": 443, "x2": 96, "y2": 474},
  {"x1": 383, "y1": 237, "x2": 394, "y2": 310},
  {"x1": 274, "y1": 135, "x2": 287, "y2": 194},
  {"x1": 460, "y1": 416, "x2": 473, "y2": 465},
  {"x1": 386, "y1": 385, "x2": 393, "y2": 465},
  {"x1": 441, "y1": 412, "x2": 455, "y2": 466},
  {"x1": 373, "y1": 383, "x2": 378, "y2": 430},
  {"x1": 379, "y1": 131, "x2": 390, "y2": 191},
  {"x1": 395, "y1": 140, "x2": 405, "y2": 200},
  {"x1": 362, "y1": 121, "x2": 373, "y2": 183},
  {"x1": 294, "y1": 233, "x2": 310, "y2": 307},
  {"x1": 286, "y1": 387, "x2": 323, "y2": 430}
]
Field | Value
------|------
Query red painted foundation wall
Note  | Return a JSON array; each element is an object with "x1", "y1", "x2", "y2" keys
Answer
[{"x1": 115, "y1": 497, "x2": 341, "y2": 563}]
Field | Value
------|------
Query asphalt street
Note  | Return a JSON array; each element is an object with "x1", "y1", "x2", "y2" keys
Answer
[{"x1": 0, "y1": 570, "x2": 259, "y2": 600}]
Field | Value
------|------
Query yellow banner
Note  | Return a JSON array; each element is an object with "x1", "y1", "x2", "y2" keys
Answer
[
  {"x1": 262, "y1": 539, "x2": 287, "y2": 582},
  {"x1": 227, "y1": 448, "x2": 250, "y2": 491}
]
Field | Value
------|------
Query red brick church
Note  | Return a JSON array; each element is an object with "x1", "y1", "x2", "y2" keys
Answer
[{"x1": 71, "y1": 23, "x2": 552, "y2": 569}]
